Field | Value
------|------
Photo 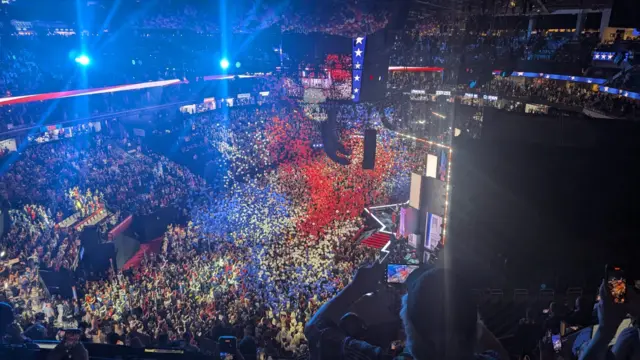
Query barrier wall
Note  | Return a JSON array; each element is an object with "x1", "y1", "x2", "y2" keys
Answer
[{"x1": 108, "y1": 215, "x2": 133, "y2": 241}]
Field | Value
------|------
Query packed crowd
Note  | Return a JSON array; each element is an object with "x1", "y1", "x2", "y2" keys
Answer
[
  {"x1": 389, "y1": 18, "x2": 601, "y2": 69},
  {"x1": 2, "y1": 4, "x2": 639, "y2": 360},
  {"x1": 481, "y1": 78, "x2": 640, "y2": 118},
  {"x1": 0, "y1": 93, "x2": 440, "y2": 357},
  {"x1": 481, "y1": 78, "x2": 595, "y2": 107},
  {"x1": 390, "y1": 28, "x2": 530, "y2": 69},
  {"x1": 0, "y1": 205, "x2": 80, "y2": 272},
  {"x1": 0, "y1": 133, "x2": 205, "y2": 215},
  {"x1": 387, "y1": 69, "x2": 640, "y2": 120},
  {"x1": 76, "y1": 216, "x2": 373, "y2": 357}
]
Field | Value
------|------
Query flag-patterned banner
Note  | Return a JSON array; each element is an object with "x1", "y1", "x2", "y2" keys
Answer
[{"x1": 352, "y1": 36, "x2": 366, "y2": 102}]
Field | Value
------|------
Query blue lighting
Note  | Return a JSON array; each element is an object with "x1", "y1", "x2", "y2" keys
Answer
[
  {"x1": 220, "y1": 59, "x2": 230, "y2": 70},
  {"x1": 75, "y1": 55, "x2": 91, "y2": 66}
]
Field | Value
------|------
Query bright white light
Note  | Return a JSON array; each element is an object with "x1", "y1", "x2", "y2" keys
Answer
[
  {"x1": 0, "y1": 251, "x2": 5, "y2": 258},
  {"x1": 220, "y1": 59, "x2": 230, "y2": 69},
  {"x1": 75, "y1": 55, "x2": 91, "y2": 66}
]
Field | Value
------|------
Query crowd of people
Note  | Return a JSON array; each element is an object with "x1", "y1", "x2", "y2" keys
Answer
[
  {"x1": 0, "y1": 205, "x2": 80, "y2": 272},
  {"x1": 0, "y1": 91, "x2": 439, "y2": 358},
  {"x1": 480, "y1": 78, "x2": 640, "y2": 118},
  {"x1": 386, "y1": 70, "x2": 640, "y2": 121},
  {"x1": 75, "y1": 216, "x2": 373, "y2": 357},
  {"x1": 2, "y1": 4, "x2": 640, "y2": 359},
  {"x1": 0, "y1": 132, "x2": 205, "y2": 215}
]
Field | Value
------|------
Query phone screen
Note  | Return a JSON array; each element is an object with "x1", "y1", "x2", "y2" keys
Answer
[
  {"x1": 218, "y1": 336, "x2": 237, "y2": 356},
  {"x1": 552, "y1": 334, "x2": 561, "y2": 352},
  {"x1": 386, "y1": 264, "x2": 420, "y2": 284},
  {"x1": 607, "y1": 266, "x2": 627, "y2": 304}
]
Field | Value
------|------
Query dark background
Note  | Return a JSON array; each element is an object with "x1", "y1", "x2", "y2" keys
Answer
[
  {"x1": 449, "y1": 117, "x2": 640, "y2": 290},
  {"x1": 609, "y1": 0, "x2": 640, "y2": 28}
]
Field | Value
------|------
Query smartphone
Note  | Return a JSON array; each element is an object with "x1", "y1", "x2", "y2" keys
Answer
[
  {"x1": 606, "y1": 265, "x2": 627, "y2": 304},
  {"x1": 386, "y1": 264, "x2": 420, "y2": 284},
  {"x1": 218, "y1": 336, "x2": 237, "y2": 357},
  {"x1": 552, "y1": 334, "x2": 561, "y2": 352},
  {"x1": 62, "y1": 328, "x2": 82, "y2": 348}
]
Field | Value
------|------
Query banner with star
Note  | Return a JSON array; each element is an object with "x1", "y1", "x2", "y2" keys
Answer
[{"x1": 352, "y1": 36, "x2": 366, "y2": 102}]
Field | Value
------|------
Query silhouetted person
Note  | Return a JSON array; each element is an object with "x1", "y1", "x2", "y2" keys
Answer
[{"x1": 238, "y1": 326, "x2": 257, "y2": 360}]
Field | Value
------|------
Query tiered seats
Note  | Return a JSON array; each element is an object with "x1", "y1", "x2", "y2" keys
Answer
[{"x1": 474, "y1": 287, "x2": 588, "y2": 339}]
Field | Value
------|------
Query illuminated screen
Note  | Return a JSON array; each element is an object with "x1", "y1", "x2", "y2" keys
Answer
[
  {"x1": 409, "y1": 173, "x2": 422, "y2": 209},
  {"x1": 425, "y1": 154, "x2": 438, "y2": 178},
  {"x1": 288, "y1": 54, "x2": 353, "y2": 101},
  {"x1": 425, "y1": 213, "x2": 443, "y2": 250},
  {"x1": 439, "y1": 149, "x2": 448, "y2": 182},
  {"x1": 387, "y1": 264, "x2": 420, "y2": 284}
]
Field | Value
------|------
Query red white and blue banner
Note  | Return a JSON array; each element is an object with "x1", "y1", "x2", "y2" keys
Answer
[{"x1": 352, "y1": 36, "x2": 366, "y2": 102}]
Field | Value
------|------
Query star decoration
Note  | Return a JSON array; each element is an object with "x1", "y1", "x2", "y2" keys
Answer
[
  {"x1": 355, "y1": 63, "x2": 361, "y2": 69},
  {"x1": 355, "y1": 37, "x2": 364, "y2": 44},
  {"x1": 354, "y1": 88, "x2": 359, "y2": 93},
  {"x1": 354, "y1": 49, "x2": 363, "y2": 57},
  {"x1": 354, "y1": 75, "x2": 360, "y2": 81}
]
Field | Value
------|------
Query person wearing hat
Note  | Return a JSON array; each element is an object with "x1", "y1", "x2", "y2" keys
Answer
[{"x1": 305, "y1": 263, "x2": 508, "y2": 360}]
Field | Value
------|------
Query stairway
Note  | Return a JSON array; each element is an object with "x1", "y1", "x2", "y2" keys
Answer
[{"x1": 361, "y1": 232, "x2": 391, "y2": 249}]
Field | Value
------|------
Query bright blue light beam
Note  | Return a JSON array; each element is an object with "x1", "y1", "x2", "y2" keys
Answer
[
  {"x1": 75, "y1": 55, "x2": 91, "y2": 66},
  {"x1": 220, "y1": 58, "x2": 230, "y2": 70}
]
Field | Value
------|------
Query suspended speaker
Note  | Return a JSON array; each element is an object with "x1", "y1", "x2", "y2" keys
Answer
[
  {"x1": 321, "y1": 108, "x2": 350, "y2": 165},
  {"x1": 363, "y1": 129, "x2": 377, "y2": 169}
]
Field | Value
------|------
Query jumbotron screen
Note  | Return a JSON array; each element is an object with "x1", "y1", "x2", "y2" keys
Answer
[{"x1": 287, "y1": 54, "x2": 353, "y2": 102}]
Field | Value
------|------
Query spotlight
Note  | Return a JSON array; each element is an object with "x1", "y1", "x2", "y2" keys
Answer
[
  {"x1": 0, "y1": 251, "x2": 5, "y2": 258},
  {"x1": 75, "y1": 55, "x2": 91, "y2": 66},
  {"x1": 220, "y1": 59, "x2": 230, "y2": 70},
  {"x1": 235, "y1": 61, "x2": 241, "y2": 68}
]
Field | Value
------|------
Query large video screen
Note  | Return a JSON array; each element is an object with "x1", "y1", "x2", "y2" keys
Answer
[{"x1": 285, "y1": 54, "x2": 352, "y2": 101}]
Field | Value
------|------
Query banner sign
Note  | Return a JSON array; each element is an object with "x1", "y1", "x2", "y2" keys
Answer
[{"x1": 352, "y1": 36, "x2": 366, "y2": 102}]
